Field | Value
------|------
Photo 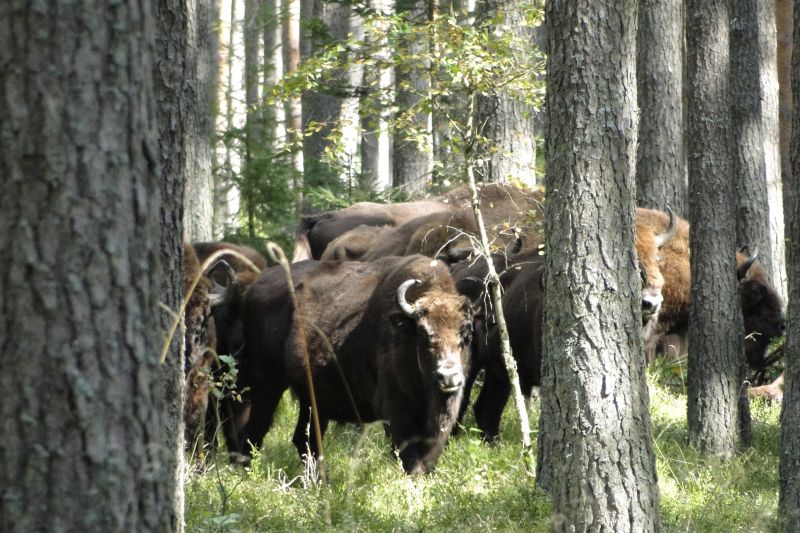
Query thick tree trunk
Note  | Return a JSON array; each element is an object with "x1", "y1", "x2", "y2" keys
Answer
[
  {"x1": 686, "y1": 0, "x2": 748, "y2": 457},
  {"x1": 730, "y1": 0, "x2": 786, "y2": 303},
  {"x1": 360, "y1": 0, "x2": 394, "y2": 193},
  {"x1": 284, "y1": 0, "x2": 304, "y2": 210},
  {"x1": 636, "y1": 0, "x2": 687, "y2": 216},
  {"x1": 536, "y1": 0, "x2": 661, "y2": 528},
  {"x1": 244, "y1": 0, "x2": 262, "y2": 238},
  {"x1": 0, "y1": 1, "x2": 177, "y2": 530},
  {"x1": 778, "y1": 0, "x2": 794, "y2": 205},
  {"x1": 393, "y1": 0, "x2": 434, "y2": 194},
  {"x1": 183, "y1": 0, "x2": 217, "y2": 242},
  {"x1": 474, "y1": 0, "x2": 538, "y2": 188},
  {"x1": 778, "y1": 3, "x2": 800, "y2": 527}
]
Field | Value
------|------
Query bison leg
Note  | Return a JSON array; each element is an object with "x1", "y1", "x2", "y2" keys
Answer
[
  {"x1": 235, "y1": 381, "x2": 287, "y2": 462},
  {"x1": 452, "y1": 365, "x2": 482, "y2": 436},
  {"x1": 473, "y1": 366, "x2": 511, "y2": 442},
  {"x1": 292, "y1": 398, "x2": 329, "y2": 460}
]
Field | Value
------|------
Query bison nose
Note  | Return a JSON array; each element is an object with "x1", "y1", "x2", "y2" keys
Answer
[
  {"x1": 435, "y1": 360, "x2": 464, "y2": 394},
  {"x1": 641, "y1": 293, "x2": 663, "y2": 319}
]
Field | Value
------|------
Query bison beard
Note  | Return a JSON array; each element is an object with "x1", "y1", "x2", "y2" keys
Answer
[{"x1": 222, "y1": 255, "x2": 473, "y2": 474}]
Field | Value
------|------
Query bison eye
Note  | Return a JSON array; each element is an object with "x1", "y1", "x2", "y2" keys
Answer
[{"x1": 389, "y1": 312, "x2": 415, "y2": 333}]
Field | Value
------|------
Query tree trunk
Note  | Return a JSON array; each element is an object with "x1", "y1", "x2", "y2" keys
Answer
[
  {"x1": 244, "y1": 0, "x2": 262, "y2": 238},
  {"x1": 263, "y1": 0, "x2": 285, "y2": 149},
  {"x1": 0, "y1": 1, "x2": 177, "y2": 530},
  {"x1": 536, "y1": 0, "x2": 661, "y2": 528},
  {"x1": 636, "y1": 0, "x2": 687, "y2": 216},
  {"x1": 393, "y1": 0, "x2": 434, "y2": 194},
  {"x1": 360, "y1": 0, "x2": 395, "y2": 193},
  {"x1": 284, "y1": 0, "x2": 304, "y2": 210},
  {"x1": 686, "y1": 0, "x2": 748, "y2": 457},
  {"x1": 778, "y1": 0, "x2": 794, "y2": 207},
  {"x1": 730, "y1": 0, "x2": 786, "y2": 304},
  {"x1": 778, "y1": 2, "x2": 800, "y2": 527},
  {"x1": 474, "y1": 0, "x2": 538, "y2": 188},
  {"x1": 183, "y1": 0, "x2": 217, "y2": 242}
]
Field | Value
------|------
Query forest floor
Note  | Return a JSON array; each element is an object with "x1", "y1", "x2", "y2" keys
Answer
[{"x1": 185, "y1": 365, "x2": 781, "y2": 532}]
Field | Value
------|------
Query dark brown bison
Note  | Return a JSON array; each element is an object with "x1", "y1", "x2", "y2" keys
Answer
[
  {"x1": 182, "y1": 242, "x2": 267, "y2": 453},
  {"x1": 636, "y1": 208, "x2": 785, "y2": 368},
  {"x1": 292, "y1": 183, "x2": 544, "y2": 261},
  {"x1": 292, "y1": 199, "x2": 451, "y2": 261},
  {"x1": 319, "y1": 224, "x2": 393, "y2": 261},
  {"x1": 453, "y1": 215, "x2": 676, "y2": 440},
  {"x1": 183, "y1": 242, "x2": 215, "y2": 449},
  {"x1": 193, "y1": 241, "x2": 268, "y2": 272},
  {"x1": 218, "y1": 255, "x2": 474, "y2": 474}
]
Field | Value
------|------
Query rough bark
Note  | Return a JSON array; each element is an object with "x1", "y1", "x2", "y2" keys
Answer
[
  {"x1": 300, "y1": 0, "x2": 362, "y2": 195},
  {"x1": 244, "y1": 0, "x2": 262, "y2": 237},
  {"x1": 263, "y1": 0, "x2": 285, "y2": 149},
  {"x1": 474, "y1": 0, "x2": 538, "y2": 188},
  {"x1": 730, "y1": 0, "x2": 786, "y2": 304},
  {"x1": 284, "y1": 0, "x2": 304, "y2": 209},
  {"x1": 360, "y1": 0, "x2": 395, "y2": 193},
  {"x1": 778, "y1": 2, "x2": 800, "y2": 527},
  {"x1": 0, "y1": 0, "x2": 175, "y2": 530},
  {"x1": 636, "y1": 0, "x2": 687, "y2": 216},
  {"x1": 686, "y1": 0, "x2": 748, "y2": 457},
  {"x1": 183, "y1": 0, "x2": 217, "y2": 242},
  {"x1": 536, "y1": 0, "x2": 661, "y2": 529},
  {"x1": 393, "y1": 0, "x2": 434, "y2": 194},
  {"x1": 778, "y1": 0, "x2": 794, "y2": 204}
]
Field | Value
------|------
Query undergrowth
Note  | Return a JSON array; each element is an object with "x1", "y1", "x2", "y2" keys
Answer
[{"x1": 185, "y1": 373, "x2": 781, "y2": 531}]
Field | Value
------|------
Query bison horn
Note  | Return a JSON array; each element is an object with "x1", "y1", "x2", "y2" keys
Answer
[
  {"x1": 208, "y1": 259, "x2": 237, "y2": 307},
  {"x1": 655, "y1": 206, "x2": 677, "y2": 248},
  {"x1": 510, "y1": 232, "x2": 523, "y2": 255},
  {"x1": 738, "y1": 245, "x2": 759, "y2": 279},
  {"x1": 397, "y1": 279, "x2": 421, "y2": 316}
]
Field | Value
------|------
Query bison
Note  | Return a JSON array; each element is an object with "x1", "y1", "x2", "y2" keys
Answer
[
  {"x1": 293, "y1": 183, "x2": 544, "y2": 261},
  {"x1": 453, "y1": 214, "x2": 676, "y2": 440},
  {"x1": 217, "y1": 255, "x2": 474, "y2": 474},
  {"x1": 636, "y1": 208, "x2": 785, "y2": 368}
]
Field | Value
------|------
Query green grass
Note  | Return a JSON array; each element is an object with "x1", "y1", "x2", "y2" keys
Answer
[{"x1": 186, "y1": 375, "x2": 781, "y2": 532}]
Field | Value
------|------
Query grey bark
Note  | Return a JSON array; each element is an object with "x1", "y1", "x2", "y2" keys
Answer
[
  {"x1": 474, "y1": 0, "x2": 538, "y2": 188},
  {"x1": 183, "y1": 0, "x2": 217, "y2": 242},
  {"x1": 778, "y1": 3, "x2": 800, "y2": 528},
  {"x1": 0, "y1": 0, "x2": 177, "y2": 530},
  {"x1": 393, "y1": 0, "x2": 434, "y2": 194},
  {"x1": 284, "y1": 0, "x2": 304, "y2": 209},
  {"x1": 730, "y1": 0, "x2": 786, "y2": 304},
  {"x1": 360, "y1": 0, "x2": 395, "y2": 193},
  {"x1": 636, "y1": 0, "x2": 687, "y2": 216},
  {"x1": 686, "y1": 0, "x2": 748, "y2": 457},
  {"x1": 263, "y1": 0, "x2": 285, "y2": 148},
  {"x1": 244, "y1": 0, "x2": 262, "y2": 237},
  {"x1": 536, "y1": 0, "x2": 661, "y2": 529},
  {"x1": 778, "y1": 0, "x2": 793, "y2": 207}
]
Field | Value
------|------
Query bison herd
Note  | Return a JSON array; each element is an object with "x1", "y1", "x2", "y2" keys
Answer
[{"x1": 181, "y1": 183, "x2": 785, "y2": 474}]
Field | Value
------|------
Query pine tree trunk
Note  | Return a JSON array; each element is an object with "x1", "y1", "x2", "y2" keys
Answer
[
  {"x1": 474, "y1": 0, "x2": 538, "y2": 188},
  {"x1": 393, "y1": 0, "x2": 434, "y2": 193},
  {"x1": 0, "y1": 1, "x2": 177, "y2": 529},
  {"x1": 731, "y1": 0, "x2": 786, "y2": 303},
  {"x1": 360, "y1": 0, "x2": 394, "y2": 193},
  {"x1": 183, "y1": 0, "x2": 217, "y2": 242},
  {"x1": 777, "y1": 0, "x2": 794, "y2": 206},
  {"x1": 284, "y1": 0, "x2": 304, "y2": 210},
  {"x1": 636, "y1": 0, "x2": 687, "y2": 216},
  {"x1": 778, "y1": 2, "x2": 800, "y2": 527},
  {"x1": 686, "y1": 0, "x2": 748, "y2": 457},
  {"x1": 536, "y1": 0, "x2": 661, "y2": 528}
]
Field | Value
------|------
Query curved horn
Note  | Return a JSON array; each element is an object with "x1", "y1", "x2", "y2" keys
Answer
[
  {"x1": 654, "y1": 206, "x2": 677, "y2": 248},
  {"x1": 510, "y1": 232, "x2": 523, "y2": 255},
  {"x1": 396, "y1": 279, "x2": 421, "y2": 316},
  {"x1": 738, "y1": 245, "x2": 759, "y2": 279}
]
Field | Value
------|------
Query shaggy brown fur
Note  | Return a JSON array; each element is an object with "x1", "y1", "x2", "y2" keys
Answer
[
  {"x1": 219, "y1": 255, "x2": 473, "y2": 474},
  {"x1": 320, "y1": 224, "x2": 392, "y2": 261},
  {"x1": 636, "y1": 208, "x2": 784, "y2": 367}
]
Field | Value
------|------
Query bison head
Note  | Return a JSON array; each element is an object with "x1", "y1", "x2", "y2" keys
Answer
[
  {"x1": 393, "y1": 278, "x2": 474, "y2": 394},
  {"x1": 737, "y1": 246, "x2": 785, "y2": 369},
  {"x1": 636, "y1": 207, "x2": 676, "y2": 324}
]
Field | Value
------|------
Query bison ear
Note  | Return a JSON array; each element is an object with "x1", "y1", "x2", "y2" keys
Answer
[{"x1": 208, "y1": 259, "x2": 236, "y2": 306}]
